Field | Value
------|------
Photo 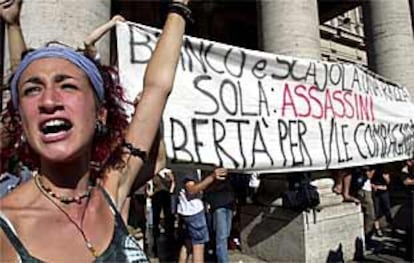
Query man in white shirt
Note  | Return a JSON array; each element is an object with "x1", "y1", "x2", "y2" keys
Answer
[{"x1": 177, "y1": 167, "x2": 228, "y2": 263}]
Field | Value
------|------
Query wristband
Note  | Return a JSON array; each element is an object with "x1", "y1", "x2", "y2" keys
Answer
[
  {"x1": 168, "y1": 2, "x2": 194, "y2": 24},
  {"x1": 122, "y1": 139, "x2": 148, "y2": 163}
]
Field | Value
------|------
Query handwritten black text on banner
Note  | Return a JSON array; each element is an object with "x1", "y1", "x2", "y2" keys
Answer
[{"x1": 116, "y1": 22, "x2": 414, "y2": 172}]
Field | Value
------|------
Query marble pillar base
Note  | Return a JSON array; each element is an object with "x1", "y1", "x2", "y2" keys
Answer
[{"x1": 240, "y1": 179, "x2": 364, "y2": 262}]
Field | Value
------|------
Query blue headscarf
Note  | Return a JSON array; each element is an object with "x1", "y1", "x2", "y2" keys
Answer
[{"x1": 10, "y1": 46, "x2": 104, "y2": 109}]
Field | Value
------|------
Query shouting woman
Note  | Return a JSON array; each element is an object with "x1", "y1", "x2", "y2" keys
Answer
[{"x1": 0, "y1": 0, "x2": 191, "y2": 261}]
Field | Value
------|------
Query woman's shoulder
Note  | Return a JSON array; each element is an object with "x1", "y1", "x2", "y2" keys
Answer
[
  {"x1": 0, "y1": 226, "x2": 20, "y2": 262},
  {"x1": 0, "y1": 183, "x2": 40, "y2": 263},
  {"x1": 0, "y1": 185, "x2": 33, "y2": 262},
  {"x1": 1, "y1": 179, "x2": 40, "y2": 216}
]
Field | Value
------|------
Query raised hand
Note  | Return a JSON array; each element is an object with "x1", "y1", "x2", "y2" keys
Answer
[
  {"x1": 111, "y1": 15, "x2": 125, "y2": 24},
  {"x1": 0, "y1": 0, "x2": 22, "y2": 25},
  {"x1": 212, "y1": 167, "x2": 228, "y2": 181}
]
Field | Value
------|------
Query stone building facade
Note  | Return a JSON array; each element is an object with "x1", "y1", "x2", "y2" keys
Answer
[{"x1": 320, "y1": 7, "x2": 366, "y2": 65}]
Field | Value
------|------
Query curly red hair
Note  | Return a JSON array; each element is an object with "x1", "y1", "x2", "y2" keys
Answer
[{"x1": 1, "y1": 60, "x2": 130, "y2": 176}]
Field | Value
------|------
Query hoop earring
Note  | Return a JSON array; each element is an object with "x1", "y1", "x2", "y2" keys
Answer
[{"x1": 95, "y1": 120, "x2": 108, "y2": 137}]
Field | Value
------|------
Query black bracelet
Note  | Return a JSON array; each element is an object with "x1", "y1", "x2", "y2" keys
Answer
[
  {"x1": 122, "y1": 139, "x2": 148, "y2": 163},
  {"x1": 168, "y1": 2, "x2": 194, "y2": 24}
]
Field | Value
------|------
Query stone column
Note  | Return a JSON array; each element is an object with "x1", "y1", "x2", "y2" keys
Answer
[
  {"x1": 363, "y1": 0, "x2": 414, "y2": 100},
  {"x1": 259, "y1": 0, "x2": 321, "y2": 59},
  {"x1": 17, "y1": 0, "x2": 111, "y2": 64}
]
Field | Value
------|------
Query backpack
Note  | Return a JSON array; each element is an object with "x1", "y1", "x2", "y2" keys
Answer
[{"x1": 282, "y1": 172, "x2": 320, "y2": 211}]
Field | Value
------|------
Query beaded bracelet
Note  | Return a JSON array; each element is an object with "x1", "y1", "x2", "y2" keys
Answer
[
  {"x1": 122, "y1": 139, "x2": 148, "y2": 163},
  {"x1": 168, "y1": 2, "x2": 194, "y2": 24}
]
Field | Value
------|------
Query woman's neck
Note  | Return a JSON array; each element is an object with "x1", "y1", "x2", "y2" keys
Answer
[{"x1": 39, "y1": 157, "x2": 92, "y2": 191}]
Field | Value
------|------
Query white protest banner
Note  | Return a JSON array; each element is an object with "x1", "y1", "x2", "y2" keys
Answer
[{"x1": 117, "y1": 21, "x2": 414, "y2": 173}]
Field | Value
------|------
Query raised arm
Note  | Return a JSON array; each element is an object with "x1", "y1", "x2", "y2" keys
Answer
[
  {"x1": 0, "y1": 0, "x2": 26, "y2": 71},
  {"x1": 0, "y1": 0, "x2": 26, "y2": 150},
  {"x1": 125, "y1": 130, "x2": 164, "y2": 195},
  {"x1": 83, "y1": 15, "x2": 125, "y2": 60},
  {"x1": 185, "y1": 168, "x2": 228, "y2": 195},
  {"x1": 112, "y1": 0, "x2": 190, "y2": 207}
]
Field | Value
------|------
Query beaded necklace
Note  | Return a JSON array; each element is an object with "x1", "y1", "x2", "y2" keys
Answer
[
  {"x1": 34, "y1": 173, "x2": 98, "y2": 258},
  {"x1": 34, "y1": 172, "x2": 92, "y2": 204}
]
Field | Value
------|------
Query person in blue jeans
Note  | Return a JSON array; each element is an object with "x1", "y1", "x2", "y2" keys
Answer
[{"x1": 204, "y1": 170, "x2": 234, "y2": 263}]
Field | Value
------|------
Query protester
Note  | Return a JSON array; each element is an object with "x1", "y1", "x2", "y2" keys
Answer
[
  {"x1": 177, "y1": 167, "x2": 228, "y2": 263},
  {"x1": 0, "y1": 0, "x2": 26, "y2": 72},
  {"x1": 147, "y1": 167, "x2": 176, "y2": 257},
  {"x1": 82, "y1": 14, "x2": 126, "y2": 63},
  {"x1": 367, "y1": 165, "x2": 393, "y2": 237},
  {"x1": 355, "y1": 167, "x2": 375, "y2": 240},
  {"x1": 204, "y1": 170, "x2": 235, "y2": 263},
  {"x1": 0, "y1": 0, "x2": 190, "y2": 262},
  {"x1": 0, "y1": 0, "x2": 26, "y2": 154}
]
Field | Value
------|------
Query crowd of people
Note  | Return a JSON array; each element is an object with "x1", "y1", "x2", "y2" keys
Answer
[
  {"x1": 0, "y1": 0, "x2": 413, "y2": 262},
  {"x1": 331, "y1": 160, "x2": 414, "y2": 258}
]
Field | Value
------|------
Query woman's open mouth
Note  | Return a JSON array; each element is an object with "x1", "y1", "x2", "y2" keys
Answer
[{"x1": 40, "y1": 119, "x2": 73, "y2": 140}]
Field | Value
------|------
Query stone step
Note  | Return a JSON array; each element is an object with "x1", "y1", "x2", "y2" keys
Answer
[
  {"x1": 314, "y1": 201, "x2": 362, "y2": 221},
  {"x1": 317, "y1": 186, "x2": 337, "y2": 195},
  {"x1": 319, "y1": 193, "x2": 344, "y2": 206},
  {"x1": 311, "y1": 178, "x2": 334, "y2": 190}
]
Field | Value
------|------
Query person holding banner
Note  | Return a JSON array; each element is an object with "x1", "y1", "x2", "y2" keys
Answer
[
  {"x1": 177, "y1": 167, "x2": 228, "y2": 263},
  {"x1": 0, "y1": 0, "x2": 26, "y2": 152},
  {"x1": 0, "y1": 0, "x2": 191, "y2": 262},
  {"x1": 0, "y1": 0, "x2": 26, "y2": 72},
  {"x1": 83, "y1": 14, "x2": 126, "y2": 63}
]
